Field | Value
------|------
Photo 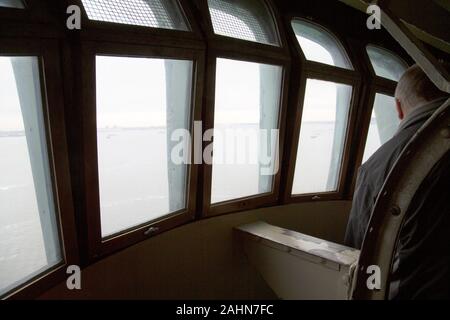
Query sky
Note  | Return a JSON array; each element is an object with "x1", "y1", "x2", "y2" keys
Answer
[
  {"x1": 94, "y1": 36, "x2": 341, "y2": 130},
  {"x1": 0, "y1": 14, "x2": 346, "y2": 133},
  {"x1": 0, "y1": 57, "x2": 26, "y2": 131},
  {"x1": 0, "y1": 2, "x2": 406, "y2": 133}
]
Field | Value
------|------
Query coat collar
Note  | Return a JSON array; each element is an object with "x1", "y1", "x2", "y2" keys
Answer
[{"x1": 397, "y1": 97, "x2": 448, "y2": 134}]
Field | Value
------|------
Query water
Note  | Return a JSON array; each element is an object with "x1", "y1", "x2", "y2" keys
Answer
[
  {"x1": 0, "y1": 122, "x2": 382, "y2": 293},
  {"x1": 0, "y1": 134, "x2": 49, "y2": 294}
]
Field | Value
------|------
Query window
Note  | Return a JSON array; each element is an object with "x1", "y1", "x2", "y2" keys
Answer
[
  {"x1": 291, "y1": 19, "x2": 353, "y2": 70},
  {"x1": 363, "y1": 94, "x2": 399, "y2": 162},
  {"x1": 96, "y1": 56, "x2": 193, "y2": 237},
  {"x1": 81, "y1": 0, "x2": 189, "y2": 30},
  {"x1": 0, "y1": 56, "x2": 61, "y2": 296},
  {"x1": 363, "y1": 46, "x2": 407, "y2": 163},
  {"x1": 0, "y1": 0, "x2": 24, "y2": 8},
  {"x1": 211, "y1": 58, "x2": 282, "y2": 204},
  {"x1": 208, "y1": 0, "x2": 279, "y2": 46},
  {"x1": 292, "y1": 79, "x2": 352, "y2": 195},
  {"x1": 366, "y1": 45, "x2": 408, "y2": 81}
]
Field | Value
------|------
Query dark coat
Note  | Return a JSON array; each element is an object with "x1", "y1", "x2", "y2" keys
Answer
[{"x1": 344, "y1": 97, "x2": 450, "y2": 299}]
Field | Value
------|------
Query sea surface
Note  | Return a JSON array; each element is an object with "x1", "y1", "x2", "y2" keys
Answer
[{"x1": 0, "y1": 121, "x2": 381, "y2": 293}]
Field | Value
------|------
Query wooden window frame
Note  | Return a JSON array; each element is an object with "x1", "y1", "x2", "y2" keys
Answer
[
  {"x1": 0, "y1": 0, "x2": 50, "y2": 24},
  {"x1": 79, "y1": 42, "x2": 205, "y2": 261},
  {"x1": 0, "y1": 38, "x2": 79, "y2": 299},
  {"x1": 0, "y1": 0, "x2": 67, "y2": 40},
  {"x1": 60, "y1": 0, "x2": 206, "y2": 263},
  {"x1": 196, "y1": 0, "x2": 291, "y2": 217},
  {"x1": 281, "y1": 16, "x2": 362, "y2": 204}
]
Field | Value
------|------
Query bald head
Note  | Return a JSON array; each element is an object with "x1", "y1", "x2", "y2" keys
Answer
[{"x1": 394, "y1": 64, "x2": 448, "y2": 119}]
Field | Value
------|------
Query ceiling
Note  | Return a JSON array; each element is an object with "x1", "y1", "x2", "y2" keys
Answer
[{"x1": 339, "y1": 0, "x2": 450, "y2": 54}]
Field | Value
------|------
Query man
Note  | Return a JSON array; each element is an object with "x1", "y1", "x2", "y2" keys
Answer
[{"x1": 344, "y1": 64, "x2": 450, "y2": 299}]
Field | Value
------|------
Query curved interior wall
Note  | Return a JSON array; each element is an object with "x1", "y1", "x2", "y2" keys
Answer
[{"x1": 39, "y1": 200, "x2": 351, "y2": 299}]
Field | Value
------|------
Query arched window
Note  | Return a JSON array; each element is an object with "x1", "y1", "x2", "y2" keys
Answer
[
  {"x1": 366, "y1": 45, "x2": 408, "y2": 81},
  {"x1": 77, "y1": 0, "x2": 204, "y2": 259},
  {"x1": 291, "y1": 19, "x2": 353, "y2": 69},
  {"x1": 288, "y1": 19, "x2": 356, "y2": 197},
  {"x1": 207, "y1": 0, "x2": 279, "y2": 46},
  {"x1": 202, "y1": 0, "x2": 287, "y2": 215},
  {"x1": 81, "y1": 0, "x2": 189, "y2": 30},
  {"x1": 361, "y1": 45, "x2": 409, "y2": 163}
]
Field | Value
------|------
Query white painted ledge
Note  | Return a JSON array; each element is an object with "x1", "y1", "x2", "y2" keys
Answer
[{"x1": 235, "y1": 221, "x2": 360, "y2": 300}]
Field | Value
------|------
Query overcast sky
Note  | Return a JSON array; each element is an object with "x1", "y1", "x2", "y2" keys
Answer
[{"x1": 1, "y1": 32, "x2": 342, "y2": 132}]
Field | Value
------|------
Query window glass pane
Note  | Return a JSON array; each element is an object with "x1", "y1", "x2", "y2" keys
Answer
[
  {"x1": 292, "y1": 79, "x2": 352, "y2": 194},
  {"x1": 0, "y1": 57, "x2": 61, "y2": 296},
  {"x1": 96, "y1": 56, "x2": 192, "y2": 237},
  {"x1": 0, "y1": 0, "x2": 24, "y2": 8},
  {"x1": 211, "y1": 58, "x2": 282, "y2": 204},
  {"x1": 367, "y1": 45, "x2": 408, "y2": 81},
  {"x1": 208, "y1": 0, "x2": 279, "y2": 46},
  {"x1": 291, "y1": 19, "x2": 353, "y2": 70},
  {"x1": 81, "y1": 0, "x2": 189, "y2": 31},
  {"x1": 363, "y1": 94, "x2": 399, "y2": 162}
]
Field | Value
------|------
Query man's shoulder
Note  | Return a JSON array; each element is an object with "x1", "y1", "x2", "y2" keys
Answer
[{"x1": 362, "y1": 127, "x2": 418, "y2": 183}]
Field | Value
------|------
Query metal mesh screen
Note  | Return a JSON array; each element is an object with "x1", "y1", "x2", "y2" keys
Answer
[
  {"x1": 81, "y1": 0, "x2": 189, "y2": 31},
  {"x1": 208, "y1": 0, "x2": 279, "y2": 46}
]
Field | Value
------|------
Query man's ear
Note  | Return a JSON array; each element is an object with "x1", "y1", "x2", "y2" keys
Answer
[{"x1": 396, "y1": 98, "x2": 404, "y2": 120}]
